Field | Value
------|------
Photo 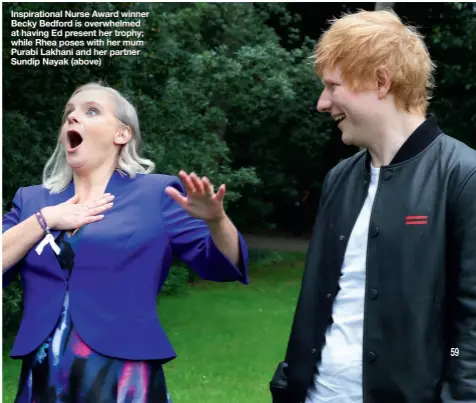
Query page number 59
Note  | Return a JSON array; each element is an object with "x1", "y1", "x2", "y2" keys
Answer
[{"x1": 450, "y1": 348, "x2": 459, "y2": 356}]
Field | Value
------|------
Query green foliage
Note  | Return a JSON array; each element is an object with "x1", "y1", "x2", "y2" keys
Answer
[
  {"x1": 3, "y1": 2, "x2": 330, "y2": 217},
  {"x1": 248, "y1": 248, "x2": 306, "y2": 267},
  {"x1": 160, "y1": 262, "x2": 196, "y2": 296},
  {"x1": 427, "y1": 3, "x2": 476, "y2": 149},
  {"x1": 2, "y1": 280, "x2": 23, "y2": 337}
]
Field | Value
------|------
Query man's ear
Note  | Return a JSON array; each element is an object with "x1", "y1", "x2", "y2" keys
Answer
[
  {"x1": 376, "y1": 66, "x2": 392, "y2": 99},
  {"x1": 114, "y1": 126, "x2": 132, "y2": 145}
]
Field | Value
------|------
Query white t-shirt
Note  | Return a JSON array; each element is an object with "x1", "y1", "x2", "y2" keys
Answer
[{"x1": 306, "y1": 165, "x2": 380, "y2": 403}]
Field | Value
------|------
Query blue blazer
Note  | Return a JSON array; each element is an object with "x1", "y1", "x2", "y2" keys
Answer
[{"x1": 2, "y1": 171, "x2": 249, "y2": 361}]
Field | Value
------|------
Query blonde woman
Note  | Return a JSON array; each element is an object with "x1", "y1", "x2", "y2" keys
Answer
[{"x1": 3, "y1": 83, "x2": 248, "y2": 402}]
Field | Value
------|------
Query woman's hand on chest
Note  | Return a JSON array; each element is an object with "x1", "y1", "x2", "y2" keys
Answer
[{"x1": 42, "y1": 193, "x2": 115, "y2": 231}]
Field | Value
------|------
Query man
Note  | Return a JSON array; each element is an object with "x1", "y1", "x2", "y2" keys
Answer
[{"x1": 270, "y1": 10, "x2": 476, "y2": 403}]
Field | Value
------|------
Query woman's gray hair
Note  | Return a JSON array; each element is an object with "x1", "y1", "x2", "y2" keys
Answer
[{"x1": 42, "y1": 82, "x2": 155, "y2": 193}]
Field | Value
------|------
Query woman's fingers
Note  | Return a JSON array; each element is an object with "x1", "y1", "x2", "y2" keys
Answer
[
  {"x1": 165, "y1": 186, "x2": 188, "y2": 210},
  {"x1": 68, "y1": 194, "x2": 115, "y2": 227},
  {"x1": 214, "y1": 184, "x2": 226, "y2": 203},
  {"x1": 202, "y1": 177, "x2": 214, "y2": 196},
  {"x1": 178, "y1": 171, "x2": 217, "y2": 198},
  {"x1": 86, "y1": 202, "x2": 114, "y2": 216},
  {"x1": 90, "y1": 194, "x2": 115, "y2": 208},
  {"x1": 85, "y1": 214, "x2": 105, "y2": 223},
  {"x1": 81, "y1": 194, "x2": 115, "y2": 211},
  {"x1": 178, "y1": 171, "x2": 197, "y2": 193},
  {"x1": 189, "y1": 172, "x2": 204, "y2": 194}
]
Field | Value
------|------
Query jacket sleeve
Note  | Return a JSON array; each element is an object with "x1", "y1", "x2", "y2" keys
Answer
[
  {"x1": 270, "y1": 171, "x2": 333, "y2": 402},
  {"x1": 160, "y1": 176, "x2": 249, "y2": 284},
  {"x1": 2, "y1": 187, "x2": 24, "y2": 288},
  {"x1": 441, "y1": 169, "x2": 476, "y2": 401}
]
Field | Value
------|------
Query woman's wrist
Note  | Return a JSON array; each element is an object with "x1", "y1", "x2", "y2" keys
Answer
[
  {"x1": 39, "y1": 206, "x2": 56, "y2": 229},
  {"x1": 205, "y1": 213, "x2": 228, "y2": 231}
]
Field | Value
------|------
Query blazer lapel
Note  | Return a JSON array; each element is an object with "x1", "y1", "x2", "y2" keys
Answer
[{"x1": 104, "y1": 169, "x2": 131, "y2": 196}]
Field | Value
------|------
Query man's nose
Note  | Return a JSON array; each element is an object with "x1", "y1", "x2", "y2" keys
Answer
[{"x1": 317, "y1": 91, "x2": 331, "y2": 113}]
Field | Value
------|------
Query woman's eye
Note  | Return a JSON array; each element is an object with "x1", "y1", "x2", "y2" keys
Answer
[{"x1": 86, "y1": 108, "x2": 98, "y2": 116}]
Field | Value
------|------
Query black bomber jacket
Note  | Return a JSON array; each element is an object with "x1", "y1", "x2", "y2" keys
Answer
[{"x1": 270, "y1": 115, "x2": 476, "y2": 403}]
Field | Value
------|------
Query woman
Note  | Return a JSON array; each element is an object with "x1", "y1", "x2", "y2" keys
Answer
[{"x1": 2, "y1": 82, "x2": 249, "y2": 402}]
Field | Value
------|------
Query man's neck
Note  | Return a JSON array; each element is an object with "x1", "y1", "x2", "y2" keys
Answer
[{"x1": 368, "y1": 112, "x2": 426, "y2": 168}]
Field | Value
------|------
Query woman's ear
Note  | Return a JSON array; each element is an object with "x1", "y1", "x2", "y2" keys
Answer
[{"x1": 114, "y1": 126, "x2": 132, "y2": 145}]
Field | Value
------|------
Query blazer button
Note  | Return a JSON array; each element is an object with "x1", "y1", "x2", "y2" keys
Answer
[
  {"x1": 325, "y1": 293, "x2": 331, "y2": 299},
  {"x1": 369, "y1": 288, "x2": 378, "y2": 300},
  {"x1": 311, "y1": 348, "x2": 316, "y2": 354},
  {"x1": 339, "y1": 235, "x2": 345, "y2": 241},
  {"x1": 383, "y1": 170, "x2": 393, "y2": 181},
  {"x1": 370, "y1": 225, "x2": 379, "y2": 237},
  {"x1": 367, "y1": 351, "x2": 377, "y2": 362}
]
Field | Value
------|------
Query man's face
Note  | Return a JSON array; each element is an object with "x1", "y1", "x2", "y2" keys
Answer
[{"x1": 317, "y1": 66, "x2": 380, "y2": 147}]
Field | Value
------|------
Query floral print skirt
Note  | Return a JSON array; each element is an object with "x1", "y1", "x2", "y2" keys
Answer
[{"x1": 14, "y1": 293, "x2": 172, "y2": 403}]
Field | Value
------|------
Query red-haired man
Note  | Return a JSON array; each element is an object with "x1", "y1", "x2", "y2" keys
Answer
[{"x1": 271, "y1": 10, "x2": 476, "y2": 403}]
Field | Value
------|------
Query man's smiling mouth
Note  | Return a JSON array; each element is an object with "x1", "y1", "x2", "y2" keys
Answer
[{"x1": 334, "y1": 114, "x2": 346, "y2": 123}]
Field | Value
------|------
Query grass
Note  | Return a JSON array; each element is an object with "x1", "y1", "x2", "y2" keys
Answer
[{"x1": 2, "y1": 251, "x2": 305, "y2": 402}]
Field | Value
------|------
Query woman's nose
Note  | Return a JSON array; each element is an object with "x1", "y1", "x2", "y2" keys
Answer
[{"x1": 67, "y1": 112, "x2": 80, "y2": 124}]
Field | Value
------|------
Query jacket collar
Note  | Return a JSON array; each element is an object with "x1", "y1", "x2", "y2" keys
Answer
[
  {"x1": 363, "y1": 114, "x2": 443, "y2": 174},
  {"x1": 49, "y1": 169, "x2": 129, "y2": 203}
]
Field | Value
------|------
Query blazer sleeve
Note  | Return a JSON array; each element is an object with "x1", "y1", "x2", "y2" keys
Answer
[
  {"x1": 441, "y1": 168, "x2": 476, "y2": 401},
  {"x1": 2, "y1": 187, "x2": 24, "y2": 288},
  {"x1": 160, "y1": 176, "x2": 249, "y2": 284}
]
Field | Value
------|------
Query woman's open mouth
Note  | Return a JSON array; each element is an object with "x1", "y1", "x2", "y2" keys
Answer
[{"x1": 67, "y1": 130, "x2": 83, "y2": 151}]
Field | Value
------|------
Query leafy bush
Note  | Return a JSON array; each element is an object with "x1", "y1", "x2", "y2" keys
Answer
[
  {"x1": 2, "y1": 280, "x2": 23, "y2": 338},
  {"x1": 3, "y1": 2, "x2": 332, "y2": 227},
  {"x1": 161, "y1": 262, "x2": 196, "y2": 296}
]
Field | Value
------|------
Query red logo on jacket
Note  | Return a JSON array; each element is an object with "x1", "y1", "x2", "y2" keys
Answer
[{"x1": 405, "y1": 216, "x2": 428, "y2": 225}]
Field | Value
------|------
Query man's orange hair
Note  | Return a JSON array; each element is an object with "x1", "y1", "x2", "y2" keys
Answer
[{"x1": 312, "y1": 10, "x2": 436, "y2": 115}]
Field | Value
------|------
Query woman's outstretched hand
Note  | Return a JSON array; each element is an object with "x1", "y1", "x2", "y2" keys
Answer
[{"x1": 165, "y1": 171, "x2": 227, "y2": 222}]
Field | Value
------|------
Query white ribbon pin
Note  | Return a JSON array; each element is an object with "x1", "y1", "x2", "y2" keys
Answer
[{"x1": 35, "y1": 233, "x2": 61, "y2": 256}]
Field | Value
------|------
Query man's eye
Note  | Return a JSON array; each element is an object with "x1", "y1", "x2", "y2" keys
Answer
[{"x1": 86, "y1": 108, "x2": 98, "y2": 116}]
